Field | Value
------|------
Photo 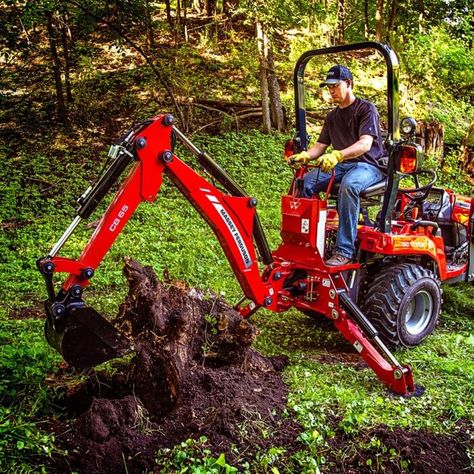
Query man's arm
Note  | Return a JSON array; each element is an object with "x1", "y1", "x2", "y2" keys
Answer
[
  {"x1": 306, "y1": 142, "x2": 329, "y2": 160},
  {"x1": 337, "y1": 134, "x2": 373, "y2": 161}
]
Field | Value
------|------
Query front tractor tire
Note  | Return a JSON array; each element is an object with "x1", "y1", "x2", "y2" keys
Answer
[{"x1": 361, "y1": 264, "x2": 441, "y2": 348}]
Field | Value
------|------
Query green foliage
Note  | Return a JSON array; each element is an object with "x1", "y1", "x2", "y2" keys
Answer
[
  {"x1": 397, "y1": 26, "x2": 474, "y2": 142},
  {"x1": 156, "y1": 436, "x2": 307, "y2": 473},
  {"x1": 0, "y1": 405, "x2": 60, "y2": 474},
  {"x1": 0, "y1": 318, "x2": 63, "y2": 472},
  {"x1": 236, "y1": 0, "x2": 309, "y2": 32},
  {"x1": 0, "y1": 319, "x2": 59, "y2": 400},
  {"x1": 441, "y1": 283, "x2": 474, "y2": 333},
  {"x1": 156, "y1": 436, "x2": 239, "y2": 473},
  {"x1": 423, "y1": 151, "x2": 474, "y2": 196}
]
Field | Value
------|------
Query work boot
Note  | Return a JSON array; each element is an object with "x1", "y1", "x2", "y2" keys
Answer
[{"x1": 325, "y1": 253, "x2": 353, "y2": 267}]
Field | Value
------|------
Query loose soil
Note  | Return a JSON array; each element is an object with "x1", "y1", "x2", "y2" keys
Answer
[
  {"x1": 43, "y1": 259, "x2": 473, "y2": 473},
  {"x1": 326, "y1": 423, "x2": 473, "y2": 474},
  {"x1": 48, "y1": 258, "x2": 303, "y2": 473}
]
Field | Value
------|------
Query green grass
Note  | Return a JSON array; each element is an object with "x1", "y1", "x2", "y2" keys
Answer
[
  {"x1": 2, "y1": 129, "x2": 474, "y2": 471},
  {"x1": 0, "y1": 319, "x2": 64, "y2": 472}
]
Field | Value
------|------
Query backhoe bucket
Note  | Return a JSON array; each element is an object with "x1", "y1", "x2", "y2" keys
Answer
[{"x1": 45, "y1": 305, "x2": 131, "y2": 369}]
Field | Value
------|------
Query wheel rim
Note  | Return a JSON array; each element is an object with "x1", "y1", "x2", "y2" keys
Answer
[{"x1": 404, "y1": 290, "x2": 434, "y2": 336}]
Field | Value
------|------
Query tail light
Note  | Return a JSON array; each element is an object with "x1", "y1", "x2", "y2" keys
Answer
[
  {"x1": 395, "y1": 144, "x2": 423, "y2": 173},
  {"x1": 284, "y1": 140, "x2": 296, "y2": 159}
]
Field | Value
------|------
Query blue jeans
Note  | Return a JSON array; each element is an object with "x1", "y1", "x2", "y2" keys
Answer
[{"x1": 303, "y1": 162, "x2": 384, "y2": 258}]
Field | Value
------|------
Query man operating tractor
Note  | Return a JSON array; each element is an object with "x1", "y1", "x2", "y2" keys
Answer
[{"x1": 289, "y1": 65, "x2": 386, "y2": 266}]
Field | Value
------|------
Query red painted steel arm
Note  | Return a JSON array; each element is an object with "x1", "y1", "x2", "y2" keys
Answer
[
  {"x1": 51, "y1": 116, "x2": 271, "y2": 307},
  {"x1": 58, "y1": 117, "x2": 169, "y2": 290},
  {"x1": 163, "y1": 155, "x2": 273, "y2": 306}
]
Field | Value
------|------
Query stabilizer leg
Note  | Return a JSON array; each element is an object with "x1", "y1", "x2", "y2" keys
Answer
[{"x1": 337, "y1": 291, "x2": 415, "y2": 395}]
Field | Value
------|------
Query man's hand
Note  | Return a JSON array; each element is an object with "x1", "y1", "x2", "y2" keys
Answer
[
  {"x1": 287, "y1": 151, "x2": 311, "y2": 168},
  {"x1": 314, "y1": 150, "x2": 344, "y2": 173}
]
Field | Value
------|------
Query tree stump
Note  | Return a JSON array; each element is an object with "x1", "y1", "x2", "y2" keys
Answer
[
  {"x1": 416, "y1": 120, "x2": 444, "y2": 155},
  {"x1": 115, "y1": 257, "x2": 271, "y2": 418},
  {"x1": 50, "y1": 258, "x2": 302, "y2": 473}
]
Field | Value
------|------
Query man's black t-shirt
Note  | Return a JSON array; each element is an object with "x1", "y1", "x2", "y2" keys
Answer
[{"x1": 318, "y1": 98, "x2": 385, "y2": 168}]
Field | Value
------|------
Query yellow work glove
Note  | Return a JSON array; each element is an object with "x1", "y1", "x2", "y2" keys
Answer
[
  {"x1": 314, "y1": 150, "x2": 344, "y2": 173},
  {"x1": 287, "y1": 151, "x2": 311, "y2": 169}
]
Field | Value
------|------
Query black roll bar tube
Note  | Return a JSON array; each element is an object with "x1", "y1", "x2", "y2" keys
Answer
[{"x1": 293, "y1": 41, "x2": 400, "y2": 149}]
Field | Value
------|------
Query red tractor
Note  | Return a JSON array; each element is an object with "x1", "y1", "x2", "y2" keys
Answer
[{"x1": 37, "y1": 42, "x2": 474, "y2": 396}]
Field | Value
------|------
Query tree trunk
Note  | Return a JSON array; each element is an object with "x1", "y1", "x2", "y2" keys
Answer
[
  {"x1": 418, "y1": 0, "x2": 425, "y2": 33},
  {"x1": 266, "y1": 44, "x2": 285, "y2": 131},
  {"x1": 46, "y1": 11, "x2": 68, "y2": 125},
  {"x1": 164, "y1": 0, "x2": 173, "y2": 29},
  {"x1": 387, "y1": 0, "x2": 398, "y2": 38},
  {"x1": 60, "y1": 8, "x2": 73, "y2": 103},
  {"x1": 375, "y1": 0, "x2": 384, "y2": 41},
  {"x1": 205, "y1": 0, "x2": 216, "y2": 16},
  {"x1": 307, "y1": 0, "x2": 315, "y2": 31},
  {"x1": 256, "y1": 21, "x2": 271, "y2": 134},
  {"x1": 364, "y1": 0, "x2": 369, "y2": 39},
  {"x1": 336, "y1": 0, "x2": 345, "y2": 44},
  {"x1": 222, "y1": 0, "x2": 229, "y2": 15},
  {"x1": 417, "y1": 121, "x2": 444, "y2": 155},
  {"x1": 183, "y1": 0, "x2": 188, "y2": 42},
  {"x1": 176, "y1": 0, "x2": 181, "y2": 29},
  {"x1": 144, "y1": 0, "x2": 155, "y2": 51},
  {"x1": 461, "y1": 115, "x2": 474, "y2": 172}
]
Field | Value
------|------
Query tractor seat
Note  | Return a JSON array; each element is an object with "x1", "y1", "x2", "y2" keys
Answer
[{"x1": 330, "y1": 178, "x2": 387, "y2": 199}]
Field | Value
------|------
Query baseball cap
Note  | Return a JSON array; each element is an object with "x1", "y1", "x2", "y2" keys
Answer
[{"x1": 319, "y1": 65, "x2": 353, "y2": 87}]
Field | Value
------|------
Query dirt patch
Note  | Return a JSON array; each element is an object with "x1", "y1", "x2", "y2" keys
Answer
[
  {"x1": 326, "y1": 423, "x2": 473, "y2": 473},
  {"x1": 48, "y1": 258, "x2": 302, "y2": 473},
  {"x1": 8, "y1": 305, "x2": 44, "y2": 320},
  {"x1": 315, "y1": 351, "x2": 368, "y2": 369},
  {"x1": 44, "y1": 259, "x2": 473, "y2": 473}
]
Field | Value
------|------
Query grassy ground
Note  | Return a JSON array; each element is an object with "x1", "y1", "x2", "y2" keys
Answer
[{"x1": 1, "y1": 127, "x2": 473, "y2": 472}]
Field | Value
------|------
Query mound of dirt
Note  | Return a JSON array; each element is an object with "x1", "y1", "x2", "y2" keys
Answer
[{"x1": 50, "y1": 258, "x2": 302, "y2": 473}]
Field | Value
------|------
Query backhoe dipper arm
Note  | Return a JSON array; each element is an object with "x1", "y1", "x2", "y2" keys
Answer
[
  {"x1": 38, "y1": 114, "x2": 273, "y2": 319},
  {"x1": 162, "y1": 146, "x2": 273, "y2": 306}
]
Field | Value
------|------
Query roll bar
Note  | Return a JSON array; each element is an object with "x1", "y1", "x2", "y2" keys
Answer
[{"x1": 293, "y1": 41, "x2": 400, "y2": 151}]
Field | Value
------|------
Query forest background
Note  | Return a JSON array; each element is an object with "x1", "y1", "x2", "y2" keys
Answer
[{"x1": 0, "y1": 0, "x2": 474, "y2": 472}]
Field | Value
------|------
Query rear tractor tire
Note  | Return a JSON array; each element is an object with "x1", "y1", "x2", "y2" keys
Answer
[{"x1": 361, "y1": 264, "x2": 441, "y2": 348}]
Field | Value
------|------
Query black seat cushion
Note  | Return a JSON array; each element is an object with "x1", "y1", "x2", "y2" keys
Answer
[{"x1": 330, "y1": 179, "x2": 387, "y2": 199}]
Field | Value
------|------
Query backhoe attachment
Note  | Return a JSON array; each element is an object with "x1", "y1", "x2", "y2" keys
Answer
[
  {"x1": 37, "y1": 114, "x2": 272, "y2": 369},
  {"x1": 38, "y1": 113, "x2": 417, "y2": 395}
]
